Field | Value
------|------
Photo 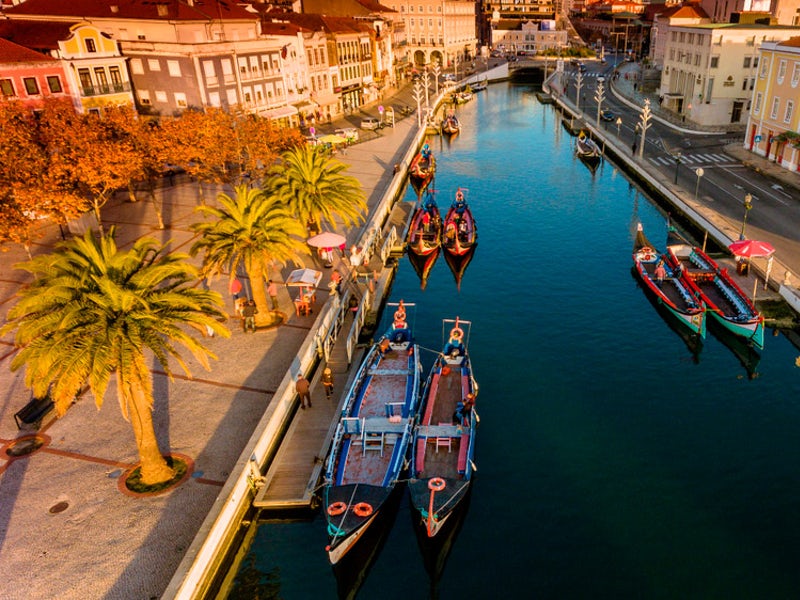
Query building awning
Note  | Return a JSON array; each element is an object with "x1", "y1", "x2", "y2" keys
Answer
[
  {"x1": 261, "y1": 105, "x2": 298, "y2": 120},
  {"x1": 293, "y1": 100, "x2": 317, "y2": 112}
]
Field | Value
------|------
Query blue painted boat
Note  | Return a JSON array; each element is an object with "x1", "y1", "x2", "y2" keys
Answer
[
  {"x1": 409, "y1": 318, "x2": 478, "y2": 538},
  {"x1": 323, "y1": 301, "x2": 421, "y2": 564},
  {"x1": 633, "y1": 224, "x2": 706, "y2": 338},
  {"x1": 666, "y1": 228, "x2": 764, "y2": 349}
]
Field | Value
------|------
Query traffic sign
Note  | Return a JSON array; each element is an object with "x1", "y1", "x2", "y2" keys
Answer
[
  {"x1": 378, "y1": 105, "x2": 384, "y2": 113},
  {"x1": 754, "y1": 135, "x2": 762, "y2": 142},
  {"x1": 309, "y1": 126, "x2": 316, "y2": 136}
]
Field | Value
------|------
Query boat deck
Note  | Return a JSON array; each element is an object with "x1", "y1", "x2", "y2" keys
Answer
[{"x1": 641, "y1": 262, "x2": 698, "y2": 311}]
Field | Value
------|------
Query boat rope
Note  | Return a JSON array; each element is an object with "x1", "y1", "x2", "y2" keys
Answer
[{"x1": 417, "y1": 344, "x2": 445, "y2": 357}]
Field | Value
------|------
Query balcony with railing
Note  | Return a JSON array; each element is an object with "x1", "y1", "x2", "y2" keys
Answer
[{"x1": 81, "y1": 82, "x2": 132, "y2": 97}]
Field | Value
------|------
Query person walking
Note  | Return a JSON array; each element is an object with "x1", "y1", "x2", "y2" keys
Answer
[
  {"x1": 632, "y1": 140, "x2": 638, "y2": 156},
  {"x1": 267, "y1": 279, "x2": 279, "y2": 310},
  {"x1": 321, "y1": 367, "x2": 335, "y2": 400},
  {"x1": 242, "y1": 300, "x2": 257, "y2": 333},
  {"x1": 296, "y1": 373, "x2": 312, "y2": 409}
]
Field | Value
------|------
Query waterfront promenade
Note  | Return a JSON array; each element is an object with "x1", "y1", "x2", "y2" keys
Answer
[
  {"x1": 1, "y1": 67, "x2": 799, "y2": 600},
  {"x1": 0, "y1": 89, "x2": 419, "y2": 599}
]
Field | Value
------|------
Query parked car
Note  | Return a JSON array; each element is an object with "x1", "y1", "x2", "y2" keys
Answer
[
  {"x1": 443, "y1": 73, "x2": 456, "y2": 81},
  {"x1": 360, "y1": 117, "x2": 381, "y2": 130},
  {"x1": 600, "y1": 109, "x2": 615, "y2": 122},
  {"x1": 335, "y1": 127, "x2": 359, "y2": 143}
]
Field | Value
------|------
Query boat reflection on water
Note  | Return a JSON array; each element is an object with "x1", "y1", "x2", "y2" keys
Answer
[
  {"x1": 631, "y1": 268, "x2": 703, "y2": 363},
  {"x1": 332, "y1": 485, "x2": 404, "y2": 600},
  {"x1": 443, "y1": 245, "x2": 477, "y2": 290},
  {"x1": 408, "y1": 247, "x2": 441, "y2": 290},
  {"x1": 708, "y1": 319, "x2": 761, "y2": 380},
  {"x1": 412, "y1": 485, "x2": 473, "y2": 600}
]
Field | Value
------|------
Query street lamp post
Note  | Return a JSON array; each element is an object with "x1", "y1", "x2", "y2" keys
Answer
[
  {"x1": 694, "y1": 167, "x2": 704, "y2": 201},
  {"x1": 740, "y1": 193, "x2": 753, "y2": 240},
  {"x1": 616, "y1": 116, "x2": 622, "y2": 137},
  {"x1": 673, "y1": 150, "x2": 682, "y2": 184}
]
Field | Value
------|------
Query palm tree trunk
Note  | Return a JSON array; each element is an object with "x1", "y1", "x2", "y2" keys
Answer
[
  {"x1": 148, "y1": 187, "x2": 165, "y2": 230},
  {"x1": 247, "y1": 258, "x2": 276, "y2": 328},
  {"x1": 122, "y1": 374, "x2": 175, "y2": 485}
]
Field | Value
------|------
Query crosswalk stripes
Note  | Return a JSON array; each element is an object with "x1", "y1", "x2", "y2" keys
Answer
[{"x1": 648, "y1": 153, "x2": 733, "y2": 166}]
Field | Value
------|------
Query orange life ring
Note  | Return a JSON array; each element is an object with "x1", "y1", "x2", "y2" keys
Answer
[
  {"x1": 428, "y1": 477, "x2": 446, "y2": 492},
  {"x1": 449, "y1": 327, "x2": 464, "y2": 342},
  {"x1": 353, "y1": 502, "x2": 373, "y2": 517},
  {"x1": 327, "y1": 501, "x2": 347, "y2": 516},
  {"x1": 394, "y1": 309, "x2": 406, "y2": 322}
]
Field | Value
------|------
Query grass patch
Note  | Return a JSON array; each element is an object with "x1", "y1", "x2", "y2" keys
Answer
[{"x1": 125, "y1": 456, "x2": 188, "y2": 494}]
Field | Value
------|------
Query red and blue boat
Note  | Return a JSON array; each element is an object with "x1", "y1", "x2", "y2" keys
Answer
[
  {"x1": 666, "y1": 227, "x2": 764, "y2": 349},
  {"x1": 408, "y1": 190, "x2": 442, "y2": 256},
  {"x1": 409, "y1": 142, "x2": 436, "y2": 195},
  {"x1": 442, "y1": 188, "x2": 477, "y2": 257},
  {"x1": 409, "y1": 317, "x2": 478, "y2": 538},
  {"x1": 633, "y1": 224, "x2": 706, "y2": 338},
  {"x1": 323, "y1": 301, "x2": 421, "y2": 564}
]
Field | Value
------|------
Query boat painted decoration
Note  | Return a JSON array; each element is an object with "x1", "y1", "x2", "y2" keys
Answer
[
  {"x1": 409, "y1": 317, "x2": 478, "y2": 538},
  {"x1": 323, "y1": 301, "x2": 421, "y2": 564},
  {"x1": 666, "y1": 228, "x2": 764, "y2": 349},
  {"x1": 632, "y1": 224, "x2": 706, "y2": 338}
]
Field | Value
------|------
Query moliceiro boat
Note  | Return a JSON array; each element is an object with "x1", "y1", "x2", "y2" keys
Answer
[
  {"x1": 441, "y1": 112, "x2": 460, "y2": 136},
  {"x1": 408, "y1": 190, "x2": 443, "y2": 256},
  {"x1": 666, "y1": 228, "x2": 764, "y2": 349},
  {"x1": 409, "y1": 142, "x2": 436, "y2": 195},
  {"x1": 575, "y1": 131, "x2": 601, "y2": 170},
  {"x1": 442, "y1": 188, "x2": 477, "y2": 257},
  {"x1": 409, "y1": 318, "x2": 478, "y2": 538},
  {"x1": 323, "y1": 301, "x2": 421, "y2": 564},
  {"x1": 633, "y1": 224, "x2": 706, "y2": 338}
]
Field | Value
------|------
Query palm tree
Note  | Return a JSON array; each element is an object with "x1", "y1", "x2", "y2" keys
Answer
[
  {"x1": 268, "y1": 145, "x2": 367, "y2": 236},
  {"x1": 191, "y1": 184, "x2": 308, "y2": 327},
  {"x1": 1, "y1": 229, "x2": 229, "y2": 485}
]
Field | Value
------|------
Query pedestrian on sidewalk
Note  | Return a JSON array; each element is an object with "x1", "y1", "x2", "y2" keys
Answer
[
  {"x1": 267, "y1": 279, "x2": 279, "y2": 310},
  {"x1": 296, "y1": 374, "x2": 312, "y2": 409},
  {"x1": 242, "y1": 300, "x2": 257, "y2": 333},
  {"x1": 322, "y1": 367, "x2": 335, "y2": 400},
  {"x1": 632, "y1": 140, "x2": 638, "y2": 156}
]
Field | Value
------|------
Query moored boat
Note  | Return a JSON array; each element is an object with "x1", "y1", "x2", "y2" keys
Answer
[
  {"x1": 409, "y1": 143, "x2": 436, "y2": 195},
  {"x1": 408, "y1": 190, "x2": 442, "y2": 256},
  {"x1": 409, "y1": 318, "x2": 478, "y2": 538},
  {"x1": 471, "y1": 79, "x2": 488, "y2": 92},
  {"x1": 575, "y1": 130, "x2": 601, "y2": 170},
  {"x1": 633, "y1": 224, "x2": 706, "y2": 338},
  {"x1": 442, "y1": 188, "x2": 477, "y2": 257},
  {"x1": 323, "y1": 302, "x2": 421, "y2": 564},
  {"x1": 441, "y1": 113, "x2": 460, "y2": 136},
  {"x1": 666, "y1": 228, "x2": 764, "y2": 349}
]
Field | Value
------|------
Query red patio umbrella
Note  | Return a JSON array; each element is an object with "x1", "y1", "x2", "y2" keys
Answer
[{"x1": 728, "y1": 239, "x2": 775, "y2": 258}]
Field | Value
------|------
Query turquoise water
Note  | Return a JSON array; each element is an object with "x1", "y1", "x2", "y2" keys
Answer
[{"x1": 232, "y1": 84, "x2": 800, "y2": 599}]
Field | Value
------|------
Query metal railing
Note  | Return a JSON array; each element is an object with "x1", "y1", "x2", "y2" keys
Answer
[
  {"x1": 345, "y1": 287, "x2": 372, "y2": 365},
  {"x1": 380, "y1": 226, "x2": 397, "y2": 264}
]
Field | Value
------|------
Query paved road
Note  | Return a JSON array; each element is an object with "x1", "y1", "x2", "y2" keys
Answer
[{"x1": 559, "y1": 59, "x2": 800, "y2": 283}]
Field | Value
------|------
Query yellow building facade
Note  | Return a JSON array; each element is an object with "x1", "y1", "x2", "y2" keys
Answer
[{"x1": 745, "y1": 37, "x2": 800, "y2": 172}]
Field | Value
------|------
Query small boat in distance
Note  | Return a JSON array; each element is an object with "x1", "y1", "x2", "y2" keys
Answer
[
  {"x1": 471, "y1": 79, "x2": 488, "y2": 92},
  {"x1": 575, "y1": 130, "x2": 601, "y2": 170},
  {"x1": 632, "y1": 224, "x2": 706, "y2": 338},
  {"x1": 442, "y1": 188, "x2": 477, "y2": 257},
  {"x1": 323, "y1": 302, "x2": 421, "y2": 564},
  {"x1": 441, "y1": 112, "x2": 460, "y2": 136},
  {"x1": 409, "y1": 317, "x2": 478, "y2": 538},
  {"x1": 666, "y1": 227, "x2": 764, "y2": 349},
  {"x1": 409, "y1": 142, "x2": 436, "y2": 195},
  {"x1": 408, "y1": 190, "x2": 443, "y2": 256}
]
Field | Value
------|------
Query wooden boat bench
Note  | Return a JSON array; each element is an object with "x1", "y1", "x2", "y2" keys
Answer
[
  {"x1": 15, "y1": 395, "x2": 55, "y2": 430},
  {"x1": 687, "y1": 270, "x2": 715, "y2": 283}
]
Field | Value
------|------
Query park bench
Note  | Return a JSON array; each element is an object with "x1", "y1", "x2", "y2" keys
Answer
[{"x1": 14, "y1": 394, "x2": 55, "y2": 430}]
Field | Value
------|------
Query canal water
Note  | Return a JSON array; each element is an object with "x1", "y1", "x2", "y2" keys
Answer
[{"x1": 230, "y1": 83, "x2": 800, "y2": 599}]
